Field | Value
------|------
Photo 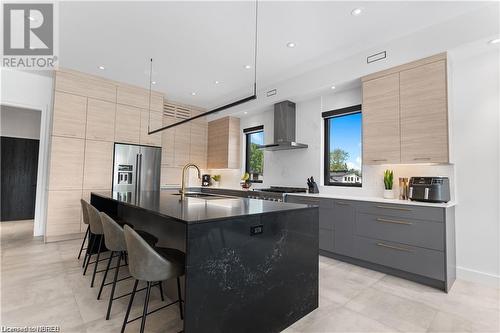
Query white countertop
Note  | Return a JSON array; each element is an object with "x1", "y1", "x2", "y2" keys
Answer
[{"x1": 286, "y1": 192, "x2": 456, "y2": 208}]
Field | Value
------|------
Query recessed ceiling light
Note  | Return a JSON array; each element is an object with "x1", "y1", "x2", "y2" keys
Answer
[
  {"x1": 331, "y1": 85, "x2": 336, "y2": 90},
  {"x1": 191, "y1": 92, "x2": 196, "y2": 96},
  {"x1": 244, "y1": 112, "x2": 248, "y2": 114},
  {"x1": 286, "y1": 42, "x2": 296, "y2": 48},
  {"x1": 351, "y1": 8, "x2": 363, "y2": 16},
  {"x1": 98, "y1": 65, "x2": 105, "y2": 70},
  {"x1": 488, "y1": 38, "x2": 500, "y2": 44},
  {"x1": 244, "y1": 65, "x2": 252, "y2": 69},
  {"x1": 152, "y1": 81, "x2": 156, "y2": 85},
  {"x1": 215, "y1": 80, "x2": 220, "y2": 84}
]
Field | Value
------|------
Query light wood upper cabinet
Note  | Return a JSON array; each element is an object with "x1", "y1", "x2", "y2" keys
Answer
[
  {"x1": 362, "y1": 73, "x2": 401, "y2": 164},
  {"x1": 55, "y1": 70, "x2": 116, "y2": 102},
  {"x1": 52, "y1": 91, "x2": 87, "y2": 138},
  {"x1": 174, "y1": 123, "x2": 191, "y2": 167},
  {"x1": 161, "y1": 115, "x2": 176, "y2": 166},
  {"x1": 361, "y1": 53, "x2": 449, "y2": 165},
  {"x1": 117, "y1": 85, "x2": 163, "y2": 111},
  {"x1": 140, "y1": 110, "x2": 162, "y2": 147},
  {"x1": 115, "y1": 104, "x2": 141, "y2": 144},
  {"x1": 400, "y1": 60, "x2": 448, "y2": 163},
  {"x1": 83, "y1": 140, "x2": 114, "y2": 189},
  {"x1": 48, "y1": 136, "x2": 85, "y2": 190},
  {"x1": 207, "y1": 116, "x2": 240, "y2": 169},
  {"x1": 161, "y1": 166, "x2": 182, "y2": 186},
  {"x1": 86, "y1": 98, "x2": 116, "y2": 141},
  {"x1": 190, "y1": 122, "x2": 208, "y2": 169}
]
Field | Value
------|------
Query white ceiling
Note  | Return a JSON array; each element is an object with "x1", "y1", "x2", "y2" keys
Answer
[{"x1": 59, "y1": 1, "x2": 488, "y2": 109}]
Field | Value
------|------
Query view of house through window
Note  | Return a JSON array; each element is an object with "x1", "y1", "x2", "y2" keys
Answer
[
  {"x1": 324, "y1": 109, "x2": 362, "y2": 186},
  {"x1": 245, "y1": 128, "x2": 264, "y2": 182}
]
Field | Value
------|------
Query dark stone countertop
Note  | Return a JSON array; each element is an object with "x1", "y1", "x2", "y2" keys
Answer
[{"x1": 91, "y1": 190, "x2": 316, "y2": 224}]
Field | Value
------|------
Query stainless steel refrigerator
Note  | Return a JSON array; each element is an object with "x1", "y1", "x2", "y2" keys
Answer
[{"x1": 112, "y1": 143, "x2": 161, "y2": 193}]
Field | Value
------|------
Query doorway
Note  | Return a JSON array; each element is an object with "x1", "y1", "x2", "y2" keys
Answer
[{"x1": 0, "y1": 105, "x2": 41, "y2": 222}]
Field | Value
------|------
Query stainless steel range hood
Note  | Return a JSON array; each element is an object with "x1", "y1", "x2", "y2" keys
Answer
[{"x1": 258, "y1": 100, "x2": 308, "y2": 151}]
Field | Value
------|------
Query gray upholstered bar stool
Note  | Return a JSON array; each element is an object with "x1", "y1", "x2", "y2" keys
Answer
[
  {"x1": 78, "y1": 199, "x2": 91, "y2": 266},
  {"x1": 97, "y1": 213, "x2": 162, "y2": 320},
  {"x1": 122, "y1": 225, "x2": 185, "y2": 333},
  {"x1": 84, "y1": 202, "x2": 108, "y2": 287}
]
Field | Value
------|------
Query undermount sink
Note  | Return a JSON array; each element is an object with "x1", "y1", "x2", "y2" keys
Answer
[{"x1": 171, "y1": 192, "x2": 229, "y2": 200}]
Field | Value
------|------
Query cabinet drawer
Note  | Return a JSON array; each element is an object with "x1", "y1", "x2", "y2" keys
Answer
[
  {"x1": 319, "y1": 228, "x2": 334, "y2": 252},
  {"x1": 356, "y1": 201, "x2": 444, "y2": 222},
  {"x1": 355, "y1": 236, "x2": 444, "y2": 280},
  {"x1": 285, "y1": 195, "x2": 320, "y2": 205},
  {"x1": 356, "y1": 213, "x2": 444, "y2": 251}
]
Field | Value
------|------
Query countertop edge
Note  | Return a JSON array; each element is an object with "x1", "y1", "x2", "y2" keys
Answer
[
  {"x1": 90, "y1": 191, "x2": 318, "y2": 225},
  {"x1": 285, "y1": 192, "x2": 456, "y2": 208}
]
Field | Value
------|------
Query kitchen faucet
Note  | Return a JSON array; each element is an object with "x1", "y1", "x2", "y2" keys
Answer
[{"x1": 180, "y1": 163, "x2": 201, "y2": 198}]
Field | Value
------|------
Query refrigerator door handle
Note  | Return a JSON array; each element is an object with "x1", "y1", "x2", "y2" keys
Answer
[
  {"x1": 138, "y1": 153, "x2": 143, "y2": 193},
  {"x1": 135, "y1": 154, "x2": 140, "y2": 193}
]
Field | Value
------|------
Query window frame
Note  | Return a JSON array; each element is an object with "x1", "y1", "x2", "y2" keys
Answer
[
  {"x1": 244, "y1": 125, "x2": 264, "y2": 183},
  {"x1": 322, "y1": 104, "x2": 363, "y2": 187}
]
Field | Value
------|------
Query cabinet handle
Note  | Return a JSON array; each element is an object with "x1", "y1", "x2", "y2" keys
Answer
[
  {"x1": 376, "y1": 205, "x2": 412, "y2": 211},
  {"x1": 376, "y1": 242, "x2": 412, "y2": 252},
  {"x1": 336, "y1": 201, "x2": 350, "y2": 206},
  {"x1": 376, "y1": 218, "x2": 412, "y2": 225},
  {"x1": 372, "y1": 159, "x2": 387, "y2": 162},
  {"x1": 413, "y1": 157, "x2": 431, "y2": 161}
]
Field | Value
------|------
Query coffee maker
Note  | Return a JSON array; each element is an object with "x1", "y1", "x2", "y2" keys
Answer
[{"x1": 202, "y1": 174, "x2": 211, "y2": 187}]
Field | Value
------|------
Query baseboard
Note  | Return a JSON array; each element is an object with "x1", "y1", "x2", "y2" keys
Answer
[{"x1": 457, "y1": 266, "x2": 500, "y2": 288}]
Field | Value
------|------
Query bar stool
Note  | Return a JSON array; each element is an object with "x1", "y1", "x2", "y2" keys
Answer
[
  {"x1": 84, "y1": 203, "x2": 108, "y2": 287},
  {"x1": 97, "y1": 213, "x2": 162, "y2": 320},
  {"x1": 122, "y1": 225, "x2": 185, "y2": 333},
  {"x1": 78, "y1": 199, "x2": 91, "y2": 266}
]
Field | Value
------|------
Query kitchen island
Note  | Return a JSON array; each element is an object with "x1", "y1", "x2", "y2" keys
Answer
[{"x1": 91, "y1": 191, "x2": 319, "y2": 333}]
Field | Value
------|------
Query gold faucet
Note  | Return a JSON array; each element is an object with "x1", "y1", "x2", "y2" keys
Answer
[{"x1": 180, "y1": 163, "x2": 201, "y2": 198}]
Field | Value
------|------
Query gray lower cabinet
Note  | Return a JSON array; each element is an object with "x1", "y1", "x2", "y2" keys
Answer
[
  {"x1": 332, "y1": 200, "x2": 355, "y2": 256},
  {"x1": 285, "y1": 194, "x2": 456, "y2": 292}
]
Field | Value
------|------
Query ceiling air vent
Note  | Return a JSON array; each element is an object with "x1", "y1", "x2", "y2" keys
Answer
[
  {"x1": 367, "y1": 51, "x2": 387, "y2": 64},
  {"x1": 267, "y1": 89, "x2": 277, "y2": 97}
]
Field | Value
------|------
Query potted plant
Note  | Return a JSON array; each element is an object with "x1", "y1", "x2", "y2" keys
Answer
[
  {"x1": 211, "y1": 175, "x2": 221, "y2": 187},
  {"x1": 383, "y1": 170, "x2": 394, "y2": 199},
  {"x1": 241, "y1": 172, "x2": 252, "y2": 189}
]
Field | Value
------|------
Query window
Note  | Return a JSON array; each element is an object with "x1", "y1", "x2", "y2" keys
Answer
[
  {"x1": 244, "y1": 125, "x2": 264, "y2": 183},
  {"x1": 323, "y1": 105, "x2": 362, "y2": 187}
]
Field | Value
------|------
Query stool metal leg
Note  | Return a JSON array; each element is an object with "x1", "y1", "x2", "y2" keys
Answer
[
  {"x1": 105, "y1": 251, "x2": 123, "y2": 320},
  {"x1": 140, "y1": 282, "x2": 152, "y2": 333},
  {"x1": 97, "y1": 250, "x2": 114, "y2": 300},
  {"x1": 91, "y1": 235, "x2": 103, "y2": 287},
  {"x1": 121, "y1": 279, "x2": 139, "y2": 333},
  {"x1": 78, "y1": 225, "x2": 89, "y2": 260},
  {"x1": 83, "y1": 234, "x2": 95, "y2": 273},
  {"x1": 159, "y1": 281, "x2": 165, "y2": 302},
  {"x1": 176, "y1": 277, "x2": 184, "y2": 320}
]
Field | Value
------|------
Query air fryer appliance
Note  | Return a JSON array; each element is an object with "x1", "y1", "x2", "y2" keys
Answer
[
  {"x1": 202, "y1": 174, "x2": 211, "y2": 187},
  {"x1": 408, "y1": 177, "x2": 450, "y2": 203},
  {"x1": 113, "y1": 143, "x2": 161, "y2": 193}
]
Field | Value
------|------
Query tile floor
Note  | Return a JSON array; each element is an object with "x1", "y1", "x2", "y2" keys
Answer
[{"x1": 1, "y1": 220, "x2": 499, "y2": 333}]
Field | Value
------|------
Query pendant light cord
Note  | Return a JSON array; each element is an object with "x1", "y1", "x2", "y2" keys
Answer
[
  {"x1": 253, "y1": 0, "x2": 258, "y2": 95},
  {"x1": 148, "y1": 58, "x2": 153, "y2": 132}
]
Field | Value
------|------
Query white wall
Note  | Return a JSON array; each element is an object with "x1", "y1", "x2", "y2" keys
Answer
[
  {"x1": 1, "y1": 69, "x2": 54, "y2": 237},
  {"x1": 1, "y1": 105, "x2": 41, "y2": 140},
  {"x1": 449, "y1": 43, "x2": 500, "y2": 286}
]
